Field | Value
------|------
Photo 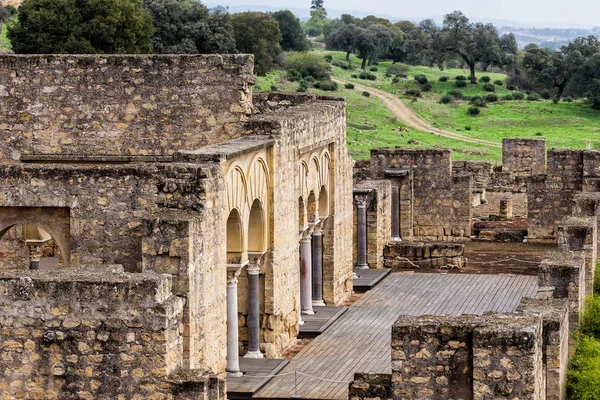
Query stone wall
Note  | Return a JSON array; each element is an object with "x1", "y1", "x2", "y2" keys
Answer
[
  {"x1": 353, "y1": 180, "x2": 392, "y2": 269},
  {"x1": 391, "y1": 313, "x2": 544, "y2": 400},
  {"x1": 0, "y1": 55, "x2": 254, "y2": 163},
  {"x1": 348, "y1": 373, "x2": 392, "y2": 400},
  {"x1": 557, "y1": 216, "x2": 597, "y2": 296},
  {"x1": 0, "y1": 266, "x2": 226, "y2": 400},
  {"x1": 502, "y1": 138, "x2": 546, "y2": 176},
  {"x1": 383, "y1": 242, "x2": 465, "y2": 269},
  {"x1": 370, "y1": 148, "x2": 472, "y2": 240}
]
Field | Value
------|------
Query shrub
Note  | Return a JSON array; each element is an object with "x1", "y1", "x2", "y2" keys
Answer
[
  {"x1": 286, "y1": 52, "x2": 331, "y2": 81},
  {"x1": 296, "y1": 80, "x2": 308, "y2": 92},
  {"x1": 312, "y1": 81, "x2": 320, "y2": 88},
  {"x1": 414, "y1": 74, "x2": 428, "y2": 84},
  {"x1": 385, "y1": 72, "x2": 392, "y2": 78},
  {"x1": 483, "y1": 83, "x2": 495, "y2": 92},
  {"x1": 582, "y1": 296, "x2": 600, "y2": 339},
  {"x1": 324, "y1": 54, "x2": 333, "y2": 63},
  {"x1": 369, "y1": 67, "x2": 378, "y2": 72},
  {"x1": 439, "y1": 95, "x2": 452, "y2": 104},
  {"x1": 494, "y1": 80, "x2": 504, "y2": 86},
  {"x1": 362, "y1": 91, "x2": 370, "y2": 97},
  {"x1": 502, "y1": 94, "x2": 514, "y2": 101},
  {"x1": 387, "y1": 63, "x2": 410, "y2": 76},
  {"x1": 455, "y1": 80, "x2": 467, "y2": 88},
  {"x1": 507, "y1": 84, "x2": 516, "y2": 90},
  {"x1": 480, "y1": 76, "x2": 491, "y2": 83},
  {"x1": 359, "y1": 72, "x2": 377, "y2": 81},
  {"x1": 455, "y1": 75, "x2": 467, "y2": 81},
  {"x1": 567, "y1": 335, "x2": 600, "y2": 400},
  {"x1": 564, "y1": 96, "x2": 574, "y2": 102},
  {"x1": 406, "y1": 89, "x2": 422, "y2": 97},
  {"x1": 270, "y1": 85, "x2": 278, "y2": 91},
  {"x1": 447, "y1": 90, "x2": 463, "y2": 99},
  {"x1": 286, "y1": 69, "x2": 302, "y2": 82},
  {"x1": 467, "y1": 106, "x2": 481, "y2": 116},
  {"x1": 540, "y1": 90, "x2": 552, "y2": 100},
  {"x1": 471, "y1": 98, "x2": 487, "y2": 108},
  {"x1": 344, "y1": 83, "x2": 355, "y2": 89},
  {"x1": 595, "y1": 270, "x2": 600, "y2": 296},
  {"x1": 392, "y1": 77, "x2": 400, "y2": 84},
  {"x1": 351, "y1": 74, "x2": 358, "y2": 78},
  {"x1": 421, "y1": 82, "x2": 433, "y2": 92},
  {"x1": 332, "y1": 59, "x2": 351, "y2": 70},
  {"x1": 512, "y1": 92, "x2": 525, "y2": 100},
  {"x1": 484, "y1": 94, "x2": 498, "y2": 102},
  {"x1": 527, "y1": 93, "x2": 541, "y2": 101},
  {"x1": 465, "y1": 126, "x2": 471, "y2": 131},
  {"x1": 439, "y1": 76, "x2": 449, "y2": 82},
  {"x1": 318, "y1": 80, "x2": 338, "y2": 91}
]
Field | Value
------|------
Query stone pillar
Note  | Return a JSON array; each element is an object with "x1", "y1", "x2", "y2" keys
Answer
[
  {"x1": 300, "y1": 230, "x2": 314, "y2": 315},
  {"x1": 391, "y1": 186, "x2": 401, "y2": 241},
  {"x1": 28, "y1": 245, "x2": 43, "y2": 270},
  {"x1": 355, "y1": 195, "x2": 369, "y2": 270},
  {"x1": 245, "y1": 257, "x2": 263, "y2": 358},
  {"x1": 312, "y1": 225, "x2": 325, "y2": 306},
  {"x1": 226, "y1": 264, "x2": 244, "y2": 377}
]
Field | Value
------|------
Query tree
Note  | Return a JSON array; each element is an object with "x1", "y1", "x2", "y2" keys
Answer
[
  {"x1": 438, "y1": 11, "x2": 501, "y2": 83},
  {"x1": 561, "y1": 36, "x2": 600, "y2": 106},
  {"x1": 304, "y1": 8, "x2": 328, "y2": 37},
  {"x1": 325, "y1": 22, "x2": 358, "y2": 60},
  {"x1": 232, "y1": 12, "x2": 281, "y2": 76},
  {"x1": 8, "y1": 0, "x2": 155, "y2": 54},
  {"x1": 523, "y1": 48, "x2": 570, "y2": 100},
  {"x1": 310, "y1": 0, "x2": 324, "y2": 10},
  {"x1": 143, "y1": 0, "x2": 235, "y2": 54},
  {"x1": 272, "y1": 10, "x2": 310, "y2": 52}
]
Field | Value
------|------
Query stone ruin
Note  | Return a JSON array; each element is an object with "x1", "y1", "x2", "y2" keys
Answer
[
  {"x1": 0, "y1": 54, "x2": 355, "y2": 399},
  {"x1": 349, "y1": 137, "x2": 600, "y2": 400}
]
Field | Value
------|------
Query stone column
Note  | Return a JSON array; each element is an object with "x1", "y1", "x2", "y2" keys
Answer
[
  {"x1": 28, "y1": 245, "x2": 43, "y2": 270},
  {"x1": 311, "y1": 225, "x2": 325, "y2": 306},
  {"x1": 391, "y1": 186, "x2": 401, "y2": 241},
  {"x1": 300, "y1": 230, "x2": 314, "y2": 315},
  {"x1": 244, "y1": 256, "x2": 264, "y2": 359},
  {"x1": 226, "y1": 264, "x2": 244, "y2": 377},
  {"x1": 355, "y1": 195, "x2": 369, "y2": 270}
]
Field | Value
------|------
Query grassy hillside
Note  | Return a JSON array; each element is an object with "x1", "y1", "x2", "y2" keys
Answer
[{"x1": 257, "y1": 50, "x2": 600, "y2": 162}]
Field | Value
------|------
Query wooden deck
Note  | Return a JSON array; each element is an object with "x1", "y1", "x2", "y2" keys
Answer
[
  {"x1": 254, "y1": 272, "x2": 538, "y2": 400},
  {"x1": 352, "y1": 268, "x2": 391, "y2": 293},
  {"x1": 227, "y1": 358, "x2": 289, "y2": 400},
  {"x1": 299, "y1": 306, "x2": 348, "y2": 339}
]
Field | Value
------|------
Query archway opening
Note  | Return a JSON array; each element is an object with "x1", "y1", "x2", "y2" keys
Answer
[
  {"x1": 299, "y1": 196, "x2": 306, "y2": 228},
  {"x1": 0, "y1": 224, "x2": 62, "y2": 270},
  {"x1": 318, "y1": 186, "x2": 329, "y2": 218},
  {"x1": 227, "y1": 209, "x2": 243, "y2": 264},
  {"x1": 307, "y1": 191, "x2": 318, "y2": 224},
  {"x1": 248, "y1": 199, "x2": 265, "y2": 253}
]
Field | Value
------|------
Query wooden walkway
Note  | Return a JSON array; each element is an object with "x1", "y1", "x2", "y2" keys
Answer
[
  {"x1": 227, "y1": 358, "x2": 289, "y2": 399},
  {"x1": 352, "y1": 268, "x2": 391, "y2": 293},
  {"x1": 299, "y1": 306, "x2": 348, "y2": 339},
  {"x1": 254, "y1": 272, "x2": 538, "y2": 400}
]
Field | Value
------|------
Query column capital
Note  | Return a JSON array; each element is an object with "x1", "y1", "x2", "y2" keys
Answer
[
  {"x1": 301, "y1": 228, "x2": 313, "y2": 241},
  {"x1": 227, "y1": 262, "x2": 246, "y2": 285},
  {"x1": 354, "y1": 194, "x2": 370, "y2": 208}
]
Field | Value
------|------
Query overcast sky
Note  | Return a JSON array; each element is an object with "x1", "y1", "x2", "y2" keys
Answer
[{"x1": 217, "y1": 0, "x2": 600, "y2": 28}]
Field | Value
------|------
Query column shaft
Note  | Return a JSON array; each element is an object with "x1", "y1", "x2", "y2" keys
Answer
[
  {"x1": 312, "y1": 231, "x2": 325, "y2": 306},
  {"x1": 245, "y1": 265, "x2": 263, "y2": 358},
  {"x1": 356, "y1": 203, "x2": 369, "y2": 269},
  {"x1": 226, "y1": 266, "x2": 243, "y2": 377},
  {"x1": 391, "y1": 186, "x2": 401, "y2": 240},
  {"x1": 300, "y1": 237, "x2": 314, "y2": 315}
]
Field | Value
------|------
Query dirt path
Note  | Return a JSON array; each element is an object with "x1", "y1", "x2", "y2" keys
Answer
[{"x1": 333, "y1": 78, "x2": 502, "y2": 148}]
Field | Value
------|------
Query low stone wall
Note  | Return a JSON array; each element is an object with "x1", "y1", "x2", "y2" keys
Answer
[
  {"x1": 0, "y1": 266, "x2": 225, "y2": 399},
  {"x1": 558, "y1": 216, "x2": 597, "y2": 296},
  {"x1": 348, "y1": 373, "x2": 392, "y2": 400},
  {"x1": 502, "y1": 138, "x2": 547, "y2": 177},
  {"x1": 383, "y1": 242, "x2": 465, "y2": 269}
]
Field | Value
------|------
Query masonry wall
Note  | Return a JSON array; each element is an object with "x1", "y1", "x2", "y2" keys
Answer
[
  {"x1": 558, "y1": 217, "x2": 597, "y2": 296},
  {"x1": 0, "y1": 54, "x2": 254, "y2": 163},
  {"x1": 502, "y1": 138, "x2": 546, "y2": 176},
  {"x1": 0, "y1": 267, "x2": 225, "y2": 400},
  {"x1": 370, "y1": 148, "x2": 471, "y2": 240}
]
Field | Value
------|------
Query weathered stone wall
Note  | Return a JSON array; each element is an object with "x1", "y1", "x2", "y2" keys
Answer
[
  {"x1": 502, "y1": 138, "x2": 546, "y2": 176},
  {"x1": 348, "y1": 373, "x2": 392, "y2": 400},
  {"x1": 538, "y1": 251, "x2": 585, "y2": 334},
  {"x1": 0, "y1": 266, "x2": 226, "y2": 400},
  {"x1": 0, "y1": 55, "x2": 254, "y2": 163},
  {"x1": 353, "y1": 180, "x2": 391, "y2": 269},
  {"x1": 452, "y1": 160, "x2": 492, "y2": 188},
  {"x1": 558, "y1": 216, "x2": 597, "y2": 296},
  {"x1": 370, "y1": 148, "x2": 472, "y2": 240},
  {"x1": 392, "y1": 313, "x2": 544, "y2": 400},
  {"x1": 383, "y1": 242, "x2": 465, "y2": 269}
]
